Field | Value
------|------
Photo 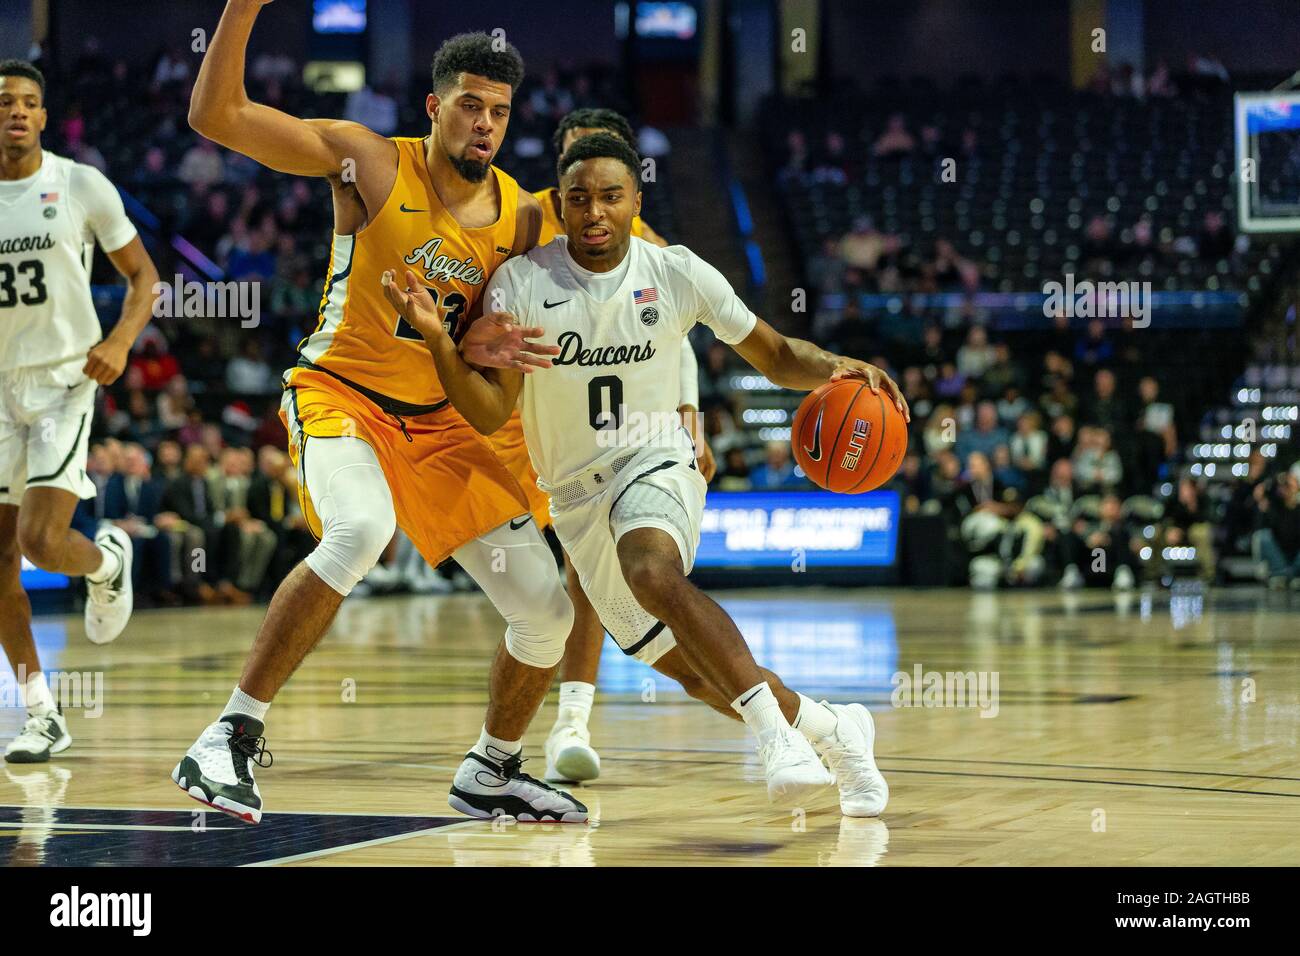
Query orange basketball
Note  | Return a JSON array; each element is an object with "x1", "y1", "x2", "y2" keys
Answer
[{"x1": 791, "y1": 379, "x2": 907, "y2": 493}]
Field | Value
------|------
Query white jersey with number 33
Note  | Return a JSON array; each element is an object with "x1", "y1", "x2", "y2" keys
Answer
[
  {"x1": 0, "y1": 152, "x2": 137, "y2": 374},
  {"x1": 483, "y1": 236, "x2": 757, "y2": 488}
]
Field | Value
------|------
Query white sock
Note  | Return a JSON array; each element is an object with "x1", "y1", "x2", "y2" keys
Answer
[
  {"x1": 555, "y1": 681, "x2": 595, "y2": 728},
  {"x1": 23, "y1": 671, "x2": 57, "y2": 715},
  {"x1": 473, "y1": 726, "x2": 522, "y2": 765},
  {"x1": 731, "y1": 682, "x2": 787, "y2": 739},
  {"x1": 223, "y1": 686, "x2": 270, "y2": 722},
  {"x1": 86, "y1": 541, "x2": 122, "y2": 584},
  {"x1": 793, "y1": 694, "x2": 838, "y2": 742}
]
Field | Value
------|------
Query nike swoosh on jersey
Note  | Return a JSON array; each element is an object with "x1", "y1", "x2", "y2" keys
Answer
[
  {"x1": 543, "y1": 299, "x2": 571, "y2": 309},
  {"x1": 509, "y1": 516, "x2": 532, "y2": 530},
  {"x1": 399, "y1": 203, "x2": 427, "y2": 213},
  {"x1": 803, "y1": 407, "x2": 825, "y2": 461}
]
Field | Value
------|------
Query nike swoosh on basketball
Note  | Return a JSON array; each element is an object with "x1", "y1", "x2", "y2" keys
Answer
[
  {"x1": 803, "y1": 407, "x2": 825, "y2": 461},
  {"x1": 543, "y1": 299, "x2": 571, "y2": 309},
  {"x1": 399, "y1": 203, "x2": 427, "y2": 213},
  {"x1": 509, "y1": 516, "x2": 532, "y2": 530}
]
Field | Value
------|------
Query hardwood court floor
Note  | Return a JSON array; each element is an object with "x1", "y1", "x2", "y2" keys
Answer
[{"x1": 3, "y1": 585, "x2": 1300, "y2": 866}]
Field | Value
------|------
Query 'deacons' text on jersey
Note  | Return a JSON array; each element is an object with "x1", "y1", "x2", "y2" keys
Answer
[
  {"x1": 0, "y1": 152, "x2": 138, "y2": 373},
  {"x1": 484, "y1": 237, "x2": 757, "y2": 487}
]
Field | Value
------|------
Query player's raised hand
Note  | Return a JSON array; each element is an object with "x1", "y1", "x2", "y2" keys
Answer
[
  {"x1": 381, "y1": 269, "x2": 446, "y2": 343},
  {"x1": 460, "y1": 311, "x2": 561, "y2": 373},
  {"x1": 830, "y1": 358, "x2": 911, "y2": 423}
]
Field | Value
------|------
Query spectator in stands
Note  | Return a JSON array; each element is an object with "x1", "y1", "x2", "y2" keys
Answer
[
  {"x1": 344, "y1": 84, "x2": 399, "y2": 135},
  {"x1": 1072, "y1": 425, "x2": 1122, "y2": 492},
  {"x1": 1163, "y1": 476, "x2": 1216, "y2": 581},
  {"x1": 1047, "y1": 413, "x2": 1077, "y2": 462},
  {"x1": 158, "y1": 444, "x2": 218, "y2": 605},
  {"x1": 838, "y1": 216, "x2": 885, "y2": 273},
  {"x1": 210, "y1": 447, "x2": 278, "y2": 600},
  {"x1": 245, "y1": 445, "x2": 311, "y2": 593},
  {"x1": 1255, "y1": 471, "x2": 1300, "y2": 589},
  {"x1": 954, "y1": 401, "x2": 1009, "y2": 465},
  {"x1": 927, "y1": 239, "x2": 979, "y2": 293},
  {"x1": 872, "y1": 113, "x2": 916, "y2": 157},
  {"x1": 1082, "y1": 368, "x2": 1126, "y2": 432},
  {"x1": 717, "y1": 448, "x2": 752, "y2": 492},
  {"x1": 155, "y1": 440, "x2": 183, "y2": 482},
  {"x1": 1198, "y1": 210, "x2": 1233, "y2": 261},
  {"x1": 1074, "y1": 319, "x2": 1115, "y2": 368},
  {"x1": 952, "y1": 451, "x2": 1042, "y2": 588},
  {"x1": 178, "y1": 137, "x2": 226, "y2": 190},
  {"x1": 888, "y1": 453, "x2": 931, "y2": 512},
  {"x1": 956, "y1": 325, "x2": 996, "y2": 380},
  {"x1": 104, "y1": 444, "x2": 176, "y2": 606},
  {"x1": 749, "y1": 441, "x2": 806, "y2": 490},
  {"x1": 811, "y1": 131, "x2": 850, "y2": 185},
  {"x1": 226, "y1": 339, "x2": 279, "y2": 396},
  {"x1": 922, "y1": 403, "x2": 956, "y2": 457},
  {"x1": 1148, "y1": 60, "x2": 1176, "y2": 97},
  {"x1": 1010, "y1": 412, "x2": 1049, "y2": 492},
  {"x1": 1060, "y1": 493, "x2": 1139, "y2": 590},
  {"x1": 130, "y1": 331, "x2": 181, "y2": 392},
  {"x1": 151, "y1": 44, "x2": 191, "y2": 93},
  {"x1": 157, "y1": 374, "x2": 193, "y2": 431}
]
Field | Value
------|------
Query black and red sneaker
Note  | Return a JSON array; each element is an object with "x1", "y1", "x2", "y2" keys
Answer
[{"x1": 172, "y1": 714, "x2": 272, "y2": 824}]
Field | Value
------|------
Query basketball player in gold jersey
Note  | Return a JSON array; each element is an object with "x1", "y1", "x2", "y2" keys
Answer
[
  {"x1": 483, "y1": 108, "x2": 715, "y2": 783},
  {"x1": 170, "y1": 0, "x2": 586, "y2": 824}
]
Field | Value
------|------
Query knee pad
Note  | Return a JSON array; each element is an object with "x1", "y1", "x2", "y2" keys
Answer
[
  {"x1": 303, "y1": 448, "x2": 396, "y2": 596},
  {"x1": 503, "y1": 582, "x2": 574, "y2": 669}
]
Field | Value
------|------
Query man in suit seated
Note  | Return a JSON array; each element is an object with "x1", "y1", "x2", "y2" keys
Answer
[
  {"x1": 247, "y1": 446, "x2": 313, "y2": 593},
  {"x1": 103, "y1": 443, "x2": 177, "y2": 606}
]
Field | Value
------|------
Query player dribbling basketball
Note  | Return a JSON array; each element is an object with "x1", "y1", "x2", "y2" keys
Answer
[{"x1": 384, "y1": 133, "x2": 910, "y2": 814}]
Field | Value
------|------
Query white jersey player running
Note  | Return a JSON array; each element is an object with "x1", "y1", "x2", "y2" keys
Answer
[
  {"x1": 0, "y1": 61, "x2": 159, "y2": 763},
  {"x1": 384, "y1": 132, "x2": 910, "y2": 814}
]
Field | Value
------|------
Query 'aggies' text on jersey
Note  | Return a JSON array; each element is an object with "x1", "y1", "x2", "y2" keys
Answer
[{"x1": 289, "y1": 137, "x2": 522, "y2": 410}]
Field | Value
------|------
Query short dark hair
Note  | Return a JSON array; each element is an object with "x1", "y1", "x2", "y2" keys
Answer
[
  {"x1": 551, "y1": 108, "x2": 636, "y2": 156},
  {"x1": 0, "y1": 59, "x2": 45, "y2": 102},
  {"x1": 557, "y1": 132, "x2": 642, "y2": 188},
  {"x1": 430, "y1": 33, "x2": 524, "y2": 95}
]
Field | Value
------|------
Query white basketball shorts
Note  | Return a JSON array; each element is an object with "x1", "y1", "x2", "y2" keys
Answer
[
  {"x1": 550, "y1": 449, "x2": 707, "y2": 665},
  {"x1": 0, "y1": 360, "x2": 96, "y2": 507}
]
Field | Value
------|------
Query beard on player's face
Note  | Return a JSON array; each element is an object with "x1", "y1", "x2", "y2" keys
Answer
[{"x1": 447, "y1": 150, "x2": 490, "y2": 183}]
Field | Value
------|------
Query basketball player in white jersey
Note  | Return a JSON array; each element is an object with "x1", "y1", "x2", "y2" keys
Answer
[
  {"x1": 384, "y1": 133, "x2": 909, "y2": 814},
  {"x1": 1, "y1": 60, "x2": 160, "y2": 762}
]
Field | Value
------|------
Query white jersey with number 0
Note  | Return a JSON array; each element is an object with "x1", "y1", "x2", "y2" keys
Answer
[
  {"x1": 484, "y1": 236, "x2": 756, "y2": 488},
  {"x1": 0, "y1": 151, "x2": 137, "y2": 373}
]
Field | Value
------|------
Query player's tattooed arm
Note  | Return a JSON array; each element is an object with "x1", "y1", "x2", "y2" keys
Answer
[
  {"x1": 382, "y1": 269, "x2": 530, "y2": 434},
  {"x1": 84, "y1": 237, "x2": 160, "y2": 386},
  {"x1": 732, "y1": 318, "x2": 911, "y2": 422}
]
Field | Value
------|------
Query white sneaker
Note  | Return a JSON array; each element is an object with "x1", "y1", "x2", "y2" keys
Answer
[
  {"x1": 757, "y1": 723, "x2": 835, "y2": 804},
  {"x1": 815, "y1": 703, "x2": 889, "y2": 817},
  {"x1": 4, "y1": 709, "x2": 72, "y2": 764},
  {"x1": 1059, "y1": 565, "x2": 1084, "y2": 590},
  {"x1": 1113, "y1": 565, "x2": 1136, "y2": 591},
  {"x1": 544, "y1": 723, "x2": 601, "y2": 783},
  {"x1": 448, "y1": 749, "x2": 588, "y2": 822},
  {"x1": 85, "y1": 525, "x2": 133, "y2": 644},
  {"x1": 172, "y1": 715, "x2": 270, "y2": 824}
]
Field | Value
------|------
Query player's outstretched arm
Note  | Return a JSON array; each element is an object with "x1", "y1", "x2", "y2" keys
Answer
[
  {"x1": 381, "y1": 270, "x2": 524, "y2": 434},
  {"x1": 189, "y1": 0, "x2": 388, "y2": 178},
  {"x1": 732, "y1": 318, "x2": 911, "y2": 422}
]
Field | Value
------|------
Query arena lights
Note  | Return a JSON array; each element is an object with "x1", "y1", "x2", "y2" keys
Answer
[
  {"x1": 1161, "y1": 547, "x2": 1198, "y2": 562},
  {"x1": 1232, "y1": 463, "x2": 1249, "y2": 477},
  {"x1": 1261, "y1": 405, "x2": 1300, "y2": 421},
  {"x1": 1139, "y1": 546, "x2": 1153, "y2": 561},
  {"x1": 731, "y1": 374, "x2": 778, "y2": 392},
  {"x1": 1236, "y1": 388, "x2": 1261, "y2": 403},
  {"x1": 757, "y1": 427, "x2": 793, "y2": 442},
  {"x1": 742, "y1": 408, "x2": 789, "y2": 424}
]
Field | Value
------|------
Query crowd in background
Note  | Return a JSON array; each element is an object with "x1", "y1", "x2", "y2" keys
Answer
[{"x1": 27, "y1": 41, "x2": 1300, "y2": 599}]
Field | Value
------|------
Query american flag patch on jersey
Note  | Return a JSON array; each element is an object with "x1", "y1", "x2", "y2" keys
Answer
[
  {"x1": 40, "y1": 192, "x2": 59, "y2": 203},
  {"x1": 633, "y1": 288, "x2": 658, "y2": 304}
]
